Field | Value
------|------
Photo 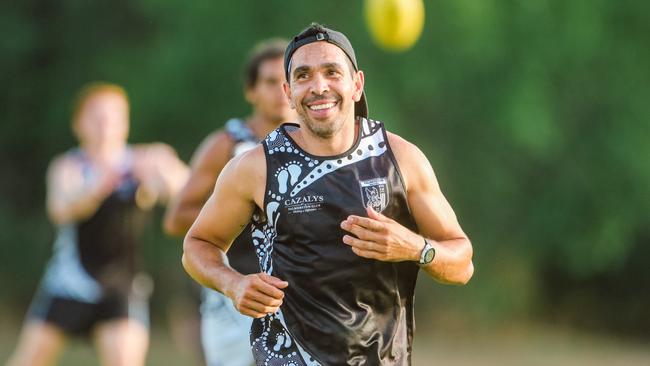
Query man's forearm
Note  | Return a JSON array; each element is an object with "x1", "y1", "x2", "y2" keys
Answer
[
  {"x1": 181, "y1": 237, "x2": 244, "y2": 298},
  {"x1": 420, "y1": 237, "x2": 473, "y2": 285},
  {"x1": 48, "y1": 188, "x2": 108, "y2": 225}
]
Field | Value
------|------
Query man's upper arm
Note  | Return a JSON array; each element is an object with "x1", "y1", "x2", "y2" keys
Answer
[
  {"x1": 187, "y1": 132, "x2": 233, "y2": 195},
  {"x1": 388, "y1": 133, "x2": 467, "y2": 241},
  {"x1": 164, "y1": 132, "x2": 233, "y2": 235},
  {"x1": 46, "y1": 155, "x2": 83, "y2": 224},
  {"x1": 187, "y1": 146, "x2": 265, "y2": 251}
]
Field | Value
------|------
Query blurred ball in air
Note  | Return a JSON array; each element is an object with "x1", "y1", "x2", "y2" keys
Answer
[{"x1": 365, "y1": 0, "x2": 425, "y2": 52}]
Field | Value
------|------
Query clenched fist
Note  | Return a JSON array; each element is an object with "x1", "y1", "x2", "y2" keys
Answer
[{"x1": 229, "y1": 273, "x2": 288, "y2": 318}]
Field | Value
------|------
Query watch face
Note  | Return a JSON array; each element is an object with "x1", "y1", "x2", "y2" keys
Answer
[{"x1": 423, "y1": 248, "x2": 435, "y2": 263}]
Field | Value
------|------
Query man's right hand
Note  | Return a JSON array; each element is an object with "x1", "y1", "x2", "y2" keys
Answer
[{"x1": 229, "y1": 273, "x2": 288, "y2": 318}]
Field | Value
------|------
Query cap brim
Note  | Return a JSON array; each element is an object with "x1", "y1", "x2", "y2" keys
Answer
[{"x1": 355, "y1": 91, "x2": 368, "y2": 118}]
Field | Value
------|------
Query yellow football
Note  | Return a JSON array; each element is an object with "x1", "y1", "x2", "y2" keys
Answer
[{"x1": 364, "y1": 0, "x2": 425, "y2": 52}]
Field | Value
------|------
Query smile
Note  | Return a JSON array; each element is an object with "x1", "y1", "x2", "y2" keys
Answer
[{"x1": 308, "y1": 102, "x2": 337, "y2": 111}]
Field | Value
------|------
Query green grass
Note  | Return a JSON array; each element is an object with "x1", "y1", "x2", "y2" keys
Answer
[
  {"x1": 2, "y1": 322, "x2": 649, "y2": 365},
  {"x1": 412, "y1": 324, "x2": 650, "y2": 366},
  {"x1": 0, "y1": 320, "x2": 200, "y2": 366}
]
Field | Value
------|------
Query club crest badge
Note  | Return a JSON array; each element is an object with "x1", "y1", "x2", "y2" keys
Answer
[{"x1": 360, "y1": 177, "x2": 389, "y2": 213}]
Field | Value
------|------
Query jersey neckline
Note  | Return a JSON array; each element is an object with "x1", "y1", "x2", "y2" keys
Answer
[{"x1": 279, "y1": 118, "x2": 364, "y2": 161}]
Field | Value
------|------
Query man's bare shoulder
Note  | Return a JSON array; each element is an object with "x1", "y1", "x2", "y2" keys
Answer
[
  {"x1": 386, "y1": 132, "x2": 435, "y2": 191},
  {"x1": 48, "y1": 151, "x2": 79, "y2": 175},
  {"x1": 215, "y1": 144, "x2": 266, "y2": 205},
  {"x1": 386, "y1": 132, "x2": 426, "y2": 162},
  {"x1": 229, "y1": 144, "x2": 266, "y2": 178}
]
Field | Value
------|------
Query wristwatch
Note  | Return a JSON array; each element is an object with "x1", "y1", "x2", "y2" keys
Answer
[{"x1": 418, "y1": 238, "x2": 435, "y2": 265}]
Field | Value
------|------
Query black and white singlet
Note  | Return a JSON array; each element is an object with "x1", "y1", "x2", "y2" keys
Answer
[
  {"x1": 250, "y1": 118, "x2": 420, "y2": 365},
  {"x1": 28, "y1": 148, "x2": 151, "y2": 334},
  {"x1": 42, "y1": 149, "x2": 148, "y2": 298}
]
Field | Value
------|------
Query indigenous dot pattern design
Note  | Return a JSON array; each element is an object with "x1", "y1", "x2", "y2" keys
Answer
[{"x1": 249, "y1": 118, "x2": 385, "y2": 366}]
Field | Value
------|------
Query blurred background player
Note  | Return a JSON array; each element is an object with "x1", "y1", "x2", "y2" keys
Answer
[
  {"x1": 163, "y1": 39, "x2": 296, "y2": 366},
  {"x1": 7, "y1": 82, "x2": 189, "y2": 366}
]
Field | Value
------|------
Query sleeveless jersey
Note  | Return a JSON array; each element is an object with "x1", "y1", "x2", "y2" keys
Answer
[
  {"x1": 250, "y1": 118, "x2": 420, "y2": 366},
  {"x1": 42, "y1": 148, "x2": 149, "y2": 302},
  {"x1": 223, "y1": 118, "x2": 261, "y2": 275}
]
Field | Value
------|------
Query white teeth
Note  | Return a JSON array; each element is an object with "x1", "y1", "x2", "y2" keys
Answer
[{"x1": 309, "y1": 102, "x2": 335, "y2": 111}]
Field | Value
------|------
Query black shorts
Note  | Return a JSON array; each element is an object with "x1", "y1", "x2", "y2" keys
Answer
[{"x1": 27, "y1": 288, "x2": 149, "y2": 336}]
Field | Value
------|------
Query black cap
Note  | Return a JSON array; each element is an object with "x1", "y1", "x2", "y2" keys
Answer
[{"x1": 285, "y1": 24, "x2": 368, "y2": 119}]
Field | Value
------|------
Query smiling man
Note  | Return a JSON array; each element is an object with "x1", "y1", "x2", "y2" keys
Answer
[{"x1": 182, "y1": 23, "x2": 474, "y2": 366}]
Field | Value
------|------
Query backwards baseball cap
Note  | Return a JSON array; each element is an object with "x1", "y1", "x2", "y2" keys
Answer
[{"x1": 284, "y1": 23, "x2": 368, "y2": 119}]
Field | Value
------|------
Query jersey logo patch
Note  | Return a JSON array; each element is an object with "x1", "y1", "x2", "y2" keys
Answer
[{"x1": 360, "y1": 177, "x2": 389, "y2": 213}]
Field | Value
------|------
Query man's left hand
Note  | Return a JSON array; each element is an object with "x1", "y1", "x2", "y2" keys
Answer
[{"x1": 340, "y1": 206, "x2": 424, "y2": 262}]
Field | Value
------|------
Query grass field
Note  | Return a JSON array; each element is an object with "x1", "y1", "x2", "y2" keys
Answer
[
  {"x1": 411, "y1": 325, "x2": 650, "y2": 366},
  {"x1": 2, "y1": 321, "x2": 648, "y2": 366}
]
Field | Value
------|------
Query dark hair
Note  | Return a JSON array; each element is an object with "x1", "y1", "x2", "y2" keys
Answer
[
  {"x1": 294, "y1": 22, "x2": 328, "y2": 39},
  {"x1": 243, "y1": 38, "x2": 288, "y2": 89}
]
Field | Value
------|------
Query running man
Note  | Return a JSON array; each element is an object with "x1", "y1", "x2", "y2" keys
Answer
[{"x1": 183, "y1": 24, "x2": 474, "y2": 365}]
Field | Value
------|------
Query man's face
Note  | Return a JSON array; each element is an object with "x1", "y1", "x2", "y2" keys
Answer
[
  {"x1": 74, "y1": 91, "x2": 129, "y2": 148},
  {"x1": 246, "y1": 57, "x2": 295, "y2": 124},
  {"x1": 284, "y1": 42, "x2": 364, "y2": 138}
]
